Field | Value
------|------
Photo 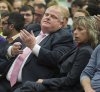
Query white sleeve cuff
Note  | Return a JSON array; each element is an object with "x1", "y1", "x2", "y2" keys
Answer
[
  {"x1": 32, "y1": 44, "x2": 41, "y2": 57},
  {"x1": 7, "y1": 46, "x2": 13, "y2": 57}
]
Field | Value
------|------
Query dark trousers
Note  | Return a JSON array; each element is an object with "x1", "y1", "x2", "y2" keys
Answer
[{"x1": 0, "y1": 78, "x2": 22, "y2": 92}]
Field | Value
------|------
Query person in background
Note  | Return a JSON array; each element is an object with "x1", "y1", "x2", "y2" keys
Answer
[
  {"x1": 80, "y1": 15, "x2": 100, "y2": 92},
  {"x1": 0, "y1": 10, "x2": 9, "y2": 37},
  {"x1": 71, "y1": 0, "x2": 84, "y2": 18},
  {"x1": 19, "y1": 5, "x2": 41, "y2": 36},
  {"x1": 0, "y1": 12, "x2": 25, "y2": 59},
  {"x1": 83, "y1": 3, "x2": 100, "y2": 16},
  {"x1": 0, "y1": 12, "x2": 25, "y2": 77},
  {"x1": 34, "y1": 0, "x2": 46, "y2": 5},
  {"x1": 13, "y1": 0, "x2": 23, "y2": 13},
  {"x1": 24, "y1": 0, "x2": 35, "y2": 7},
  {"x1": 14, "y1": 15, "x2": 99, "y2": 92},
  {"x1": 73, "y1": 9, "x2": 90, "y2": 19},
  {"x1": 0, "y1": 0, "x2": 13, "y2": 12},
  {"x1": 45, "y1": 0, "x2": 58, "y2": 8},
  {"x1": 69, "y1": 9, "x2": 90, "y2": 32},
  {"x1": 19, "y1": 5, "x2": 34, "y2": 29},
  {"x1": 2, "y1": 12, "x2": 25, "y2": 44},
  {"x1": 33, "y1": 3, "x2": 46, "y2": 24}
]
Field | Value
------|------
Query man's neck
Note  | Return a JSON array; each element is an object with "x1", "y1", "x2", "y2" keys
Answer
[{"x1": 6, "y1": 32, "x2": 20, "y2": 43}]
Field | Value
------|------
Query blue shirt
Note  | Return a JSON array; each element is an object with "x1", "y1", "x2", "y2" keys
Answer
[
  {"x1": 80, "y1": 44, "x2": 100, "y2": 92},
  {"x1": 0, "y1": 36, "x2": 6, "y2": 43}
]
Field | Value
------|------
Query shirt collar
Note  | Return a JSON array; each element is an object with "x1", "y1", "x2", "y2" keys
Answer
[
  {"x1": 40, "y1": 31, "x2": 49, "y2": 36},
  {"x1": 7, "y1": 33, "x2": 20, "y2": 43}
]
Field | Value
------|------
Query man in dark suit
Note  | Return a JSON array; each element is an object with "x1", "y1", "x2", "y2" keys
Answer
[
  {"x1": 0, "y1": 11, "x2": 25, "y2": 56},
  {"x1": 0, "y1": 5, "x2": 75, "y2": 92},
  {"x1": 0, "y1": 12, "x2": 25, "y2": 76}
]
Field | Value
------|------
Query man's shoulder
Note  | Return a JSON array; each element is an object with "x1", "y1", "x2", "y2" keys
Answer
[{"x1": 52, "y1": 28, "x2": 72, "y2": 37}]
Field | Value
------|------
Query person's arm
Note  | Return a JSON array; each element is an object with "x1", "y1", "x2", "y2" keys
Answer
[
  {"x1": 80, "y1": 45, "x2": 100, "y2": 92},
  {"x1": 36, "y1": 47, "x2": 92, "y2": 89},
  {"x1": 81, "y1": 77, "x2": 95, "y2": 92}
]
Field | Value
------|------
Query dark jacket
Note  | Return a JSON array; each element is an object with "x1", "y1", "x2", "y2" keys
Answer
[
  {"x1": 42, "y1": 43, "x2": 93, "y2": 92},
  {"x1": 0, "y1": 29, "x2": 75, "y2": 84},
  {"x1": 14, "y1": 43, "x2": 93, "y2": 92}
]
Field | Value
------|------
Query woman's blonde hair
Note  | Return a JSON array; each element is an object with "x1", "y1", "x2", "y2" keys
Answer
[
  {"x1": 73, "y1": 17, "x2": 99, "y2": 48},
  {"x1": 0, "y1": 0, "x2": 13, "y2": 12}
]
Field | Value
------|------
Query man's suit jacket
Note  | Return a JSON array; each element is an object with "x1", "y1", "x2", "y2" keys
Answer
[
  {"x1": 26, "y1": 23, "x2": 41, "y2": 36},
  {"x1": 21, "y1": 29, "x2": 75, "y2": 82},
  {"x1": 1, "y1": 28, "x2": 74, "y2": 83}
]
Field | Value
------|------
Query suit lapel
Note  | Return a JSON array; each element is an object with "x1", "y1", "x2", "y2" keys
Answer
[{"x1": 39, "y1": 35, "x2": 50, "y2": 46}]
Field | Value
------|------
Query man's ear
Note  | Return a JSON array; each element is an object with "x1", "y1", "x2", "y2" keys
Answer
[
  {"x1": 62, "y1": 18, "x2": 68, "y2": 28},
  {"x1": 9, "y1": 24, "x2": 14, "y2": 30},
  {"x1": 59, "y1": 20, "x2": 64, "y2": 29}
]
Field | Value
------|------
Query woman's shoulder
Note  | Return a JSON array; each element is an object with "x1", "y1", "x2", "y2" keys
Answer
[{"x1": 79, "y1": 44, "x2": 93, "y2": 54}]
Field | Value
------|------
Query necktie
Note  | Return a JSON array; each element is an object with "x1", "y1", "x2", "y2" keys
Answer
[
  {"x1": 36, "y1": 31, "x2": 46, "y2": 44},
  {"x1": 10, "y1": 47, "x2": 32, "y2": 87}
]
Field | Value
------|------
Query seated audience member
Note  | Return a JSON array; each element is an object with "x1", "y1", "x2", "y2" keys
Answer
[
  {"x1": 80, "y1": 15, "x2": 100, "y2": 92},
  {"x1": 0, "y1": 5, "x2": 75, "y2": 92},
  {"x1": 68, "y1": 9, "x2": 90, "y2": 32},
  {"x1": 19, "y1": 5, "x2": 40, "y2": 36},
  {"x1": 12, "y1": 0, "x2": 23, "y2": 13},
  {"x1": 33, "y1": 3, "x2": 46, "y2": 24},
  {"x1": 34, "y1": 0, "x2": 46, "y2": 5},
  {"x1": 0, "y1": 10, "x2": 9, "y2": 37},
  {"x1": 0, "y1": 12, "x2": 25, "y2": 78},
  {"x1": 73, "y1": 9, "x2": 90, "y2": 19},
  {"x1": 83, "y1": 3, "x2": 100, "y2": 16},
  {"x1": 14, "y1": 16, "x2": 99, "y2": 92},
  {"x1": 0, "y1": 0, "x2": 13, "y2": 12},
  {"x1": 0, "y1": 11, "x2": 25, "y2": 61},
  {"x1": 24, "y1": 0, "x2": 35, "y2": 7},
  {"x1": 2, "y1": 12, "x2": 25, "y2": 44},
  {"x1": 0, "y1": 11, "x2": 7, "y2": 42},
  {"x1": 19, "y1": 5, "x2": 34, "y2": 29},
  {"x1": 0, "y1": 12, "x2": 25, "y2": 52}
]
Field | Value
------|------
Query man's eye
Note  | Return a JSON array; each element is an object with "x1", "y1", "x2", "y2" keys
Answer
[
  {"x1": 44, "y1": 13, "x2": 49, "y2": 16},
  {"x1": 51, "y1": 15, "x2": 57, "y2": 19}
]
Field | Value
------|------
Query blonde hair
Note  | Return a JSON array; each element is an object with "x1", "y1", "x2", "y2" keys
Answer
[
  {"x1": 73, "y1": 17, "x2": 99, "y2": 48},
  {"x1": 0, "y1": 0, "x2": 13, "y2": 12},
  {"x1": 48, "y1": 5, "x2": 69, "y2": 21},
  {"x1": 75, "y1": 9, "x2": 90, "y2": 16},
  {"x1": 47, "y1": 0, "x2": 58, "y2": 8}
]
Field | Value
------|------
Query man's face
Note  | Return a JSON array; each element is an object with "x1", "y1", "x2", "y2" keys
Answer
[
  {"x1": 13, "y1": 1, "x2": 22, "y2": 12},
  {"x1": 41, "y1": 7, "x2": 63, "y2": 33},
  {"x1": 2, "y1": 17, "x2": 11, "y2": 37},
  {"x1": 20, "y1": 10, "x2": 33, "y2": 26},
  {"x1": 34, "y1": 6, "x2": 45, "y2": 24},
  {"x1": 0, "y1": 2, "x2": 8, "y2": 11}
]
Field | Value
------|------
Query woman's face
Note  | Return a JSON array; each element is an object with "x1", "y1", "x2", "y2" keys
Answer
[
  {"x1": 73, "y1": 26, "x2": 89, "y2": 44},
  {"x1": 0, "y1": 2, "x2": 8, "y2": 11}
]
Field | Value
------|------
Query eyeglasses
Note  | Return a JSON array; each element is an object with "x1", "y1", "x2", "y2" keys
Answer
[
  {"x1": 21, "y1": 13, "x2": 32, "y2": 17},
  {"x1": 34, "y1": 13, "x2": 43, "y2": 17},
  {"x1": 14, "y1": 7, "x2": 20, "y2": 10}
]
